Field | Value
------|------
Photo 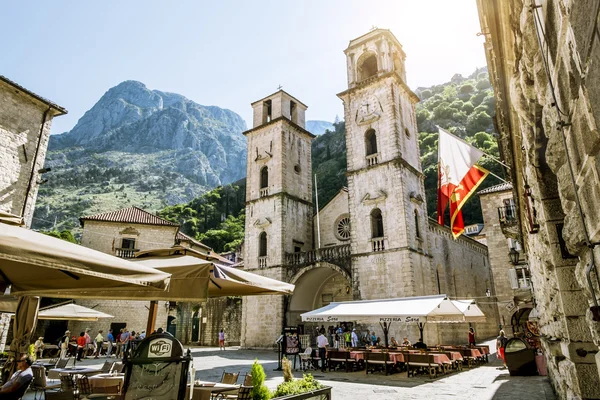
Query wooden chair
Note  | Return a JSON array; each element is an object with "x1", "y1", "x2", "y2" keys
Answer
[
  {"x1": 327, "y1": 350, "x2": 347, "y2": 371},
  {"x1": 220, "y1": 371, "x2": 240, "y2": 385},
  {"x1": 458, "y1": 349, "x2": 477, "y2": 368},
  {"x1": 31, "y1": 365, "x2": 61, "y2": 399},
  {"x1": 365, "y1": 352, "x2": 390, "y2": 375},
  {"x1": 77, "y1": 375, "x2": 118, "y2": 399},
  {"x1": 212, "y1": 385, "x2": 252, "y2": 400}
]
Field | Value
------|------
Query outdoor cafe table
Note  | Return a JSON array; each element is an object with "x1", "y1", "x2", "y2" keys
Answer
[
  {"x1": 52, "y1": 367, "x2": 100, "y2": 376},
  {"x1": 88, "y1": 373, "x2": 124, "y2": 392},
  {"x1": 186, "y1": 381, "x2": 240, "y2": 400},
  {"x1": 349, "y1": 351, "x2": 367, "y2": 361}
]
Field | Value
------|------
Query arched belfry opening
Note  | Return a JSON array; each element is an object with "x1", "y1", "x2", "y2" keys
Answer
[
  {"x1": 358, "y1": 53, "x2": 378, "y2": 82},
  {"x1": 365, "y1": 129, "x2": 378, "y2": 156},
  {"x1": 259, "y1": 232, "x2": 267, "y2": 257},
  {"x1": 370, "y1": 208, "x2": 384, "y2": 238},
  {"x1": 260, "y1": 166, "x2": 268, "y2": 189}
]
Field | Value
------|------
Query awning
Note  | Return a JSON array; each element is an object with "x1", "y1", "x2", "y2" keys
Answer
[
  {"x1": 301, "y1": 295, "x2": 468, "y2": 324},
  {"x1": 451, "y1": 300, "x2": 486, "y2": 323},
  {"x1": 0, "y1": 222, "x2": 171, "y2": 297},
  {"x1": 27, "y1": 254, "x2": 294, "y2": 301},
  {"x1": 38, "y1": 303, "x2": 114, "y2": 321}
]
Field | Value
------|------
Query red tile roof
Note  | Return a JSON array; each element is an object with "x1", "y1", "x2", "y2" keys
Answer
[
  {"x1": 80, "y1": 206, "x2": 179, "y2": 227},
  {"x1": 176, "y1": 231, "x2": 212, "y2": 251}
]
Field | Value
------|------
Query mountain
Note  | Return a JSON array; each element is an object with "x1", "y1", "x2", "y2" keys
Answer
[
  {"x1": 306, "y1": 120, "x2": 334, "y2": 135},
  {"x1": 33, "y1": 81, "x2": 247, "y2": 232}
]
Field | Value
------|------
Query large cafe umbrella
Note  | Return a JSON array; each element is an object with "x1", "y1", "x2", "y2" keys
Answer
[
  {"x1": 301, "y1": 294, "x2": 481, "y2": 347},
  {"x1": 37, "y1": 303, "x2": 114, "y2": 321},
  {"x1": 29, "y1": 250, "x2": 295, "y2": 301},
  {"x1": 0, "y1": 221, "x2": 171, "y2": 296}
]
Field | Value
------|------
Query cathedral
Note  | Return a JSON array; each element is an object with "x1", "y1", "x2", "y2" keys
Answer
[{"x1": 241, "y1": 29, "x2": 499, "y2": 347}]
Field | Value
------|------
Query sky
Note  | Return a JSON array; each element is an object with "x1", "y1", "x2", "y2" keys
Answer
[{"x1": 2, "y1": 1, "x2": 486, "y2": 134}]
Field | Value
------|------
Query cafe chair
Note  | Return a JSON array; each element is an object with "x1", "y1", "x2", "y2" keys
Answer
[
  {"x1": 220, "y1": 371, "x2": 240, "y2": 385},
  {"x1": 31, "y1": 365, "x2": 61, "y2": 399},
  {"x1": 299, "y1": 347, "x2": 313, "y2": 371},
  {"x1": 111, "y1": 363, "x2": 124, "y2": 373},
  {"x1": 212, "y1": 386, "x2": 252, "y2": 400},
  {"x1": 49, "y1": 358, "x2": 72, "y2": 380},
  {"x1": 89, "y1": 361, "x2": 114, "y2": 376}
]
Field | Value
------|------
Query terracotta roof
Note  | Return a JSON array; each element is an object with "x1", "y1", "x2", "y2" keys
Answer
[
  {"x1": 176, "y1": 231, "x2": 211, "y2": 251},
  {"x1": 477, "y1": 182, "x2": 513, "y2": 195},
  {"x1": 0, "y1": 75, "x2": 67, "y2": 115},
  {"x1": 80, "y1": 207, "x2": 179, "y2": 227}
]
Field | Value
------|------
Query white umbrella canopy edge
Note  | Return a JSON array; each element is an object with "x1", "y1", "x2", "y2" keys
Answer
[
  {"x1": 301, "y1": 294, "x2": 466, "y2": 323},
  {"x1": 451, "y1": 299, "x2": 487, "y2": 323},
  {"x1": 0, "y1": 222, "x2": 171, "y2": 294},
  {"x1": 38, "y1": 303, "x2": 114, "y2": 321}
]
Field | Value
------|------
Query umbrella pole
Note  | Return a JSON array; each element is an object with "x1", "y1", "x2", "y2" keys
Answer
[
  {"x1": 379, "y1": 322, "x2": 390, "y2": 348},
  {"x1": 418, "y1": 322, "x2": 425, "y2": 340}
]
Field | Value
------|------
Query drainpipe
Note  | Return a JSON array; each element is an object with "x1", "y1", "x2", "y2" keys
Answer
[{"x1": 21, "y1": 106, "x2": 51, "y2": 223}]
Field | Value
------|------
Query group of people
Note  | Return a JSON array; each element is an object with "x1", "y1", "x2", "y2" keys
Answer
[{"x1": 54, "y1": 327, "x2": 148, "y2": 361}]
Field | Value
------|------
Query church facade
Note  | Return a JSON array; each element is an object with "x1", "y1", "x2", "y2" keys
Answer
[{"x1": 241, "y1": 29, "x2": 500, "y2": 347}]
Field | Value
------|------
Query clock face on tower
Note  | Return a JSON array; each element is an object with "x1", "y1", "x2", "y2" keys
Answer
[{"x1": 355, "y1": 95, "x2": 382, "y2": 125}]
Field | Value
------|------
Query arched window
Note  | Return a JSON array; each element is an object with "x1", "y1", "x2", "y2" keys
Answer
[
  {"x1": 260, "y1": 166, "x2": 268, "y2": 189},
  {"x1": 365, "y1": 129, "x2": 378, "y2": 156},
  {"x1": 358, "y1": 53, "x2": 378, "y2": 81},
  {"x1": 259, "y1": 232, "x2": 267, "y2": 257},
  {"x1": 414, "y1": 210, "x2": 421, "y2": 238},
  {"x1": 370, "y1": 208, "x2": 384, "y2": 238}
]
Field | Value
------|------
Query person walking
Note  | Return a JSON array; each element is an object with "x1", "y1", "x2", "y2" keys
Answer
[
  {"x1": 316, "y1": 329, "x2": 328, "y2": 372},
  {"x1": 76, "y1": 332, "x2": 86, "y2": 361},
  {"x1": 94, "y1": 330, "x2": 104, "y2": 358},
  {"x1": 59, "y1": 330, "x2": 70, "y2": 359},
  {"x1": 115, "y1": 329, "x2": 123, "y2": 358},
  {"x1": 468, "y1": 327, "x2": 476, "y2": 347},
  {"x1": 84, "y1": 328, "x2": 92, "y2": 358},
  {"x1": 218, "y1": 329, "x2": 225, "y2": 350},
  {"x1": 496, "y1": 330, "x2": 508, "y2": 368},
  {"x1": 350, "y1": 329, "x2": 358, "y2": 348},
  {"x1": 106, "y1": 329, "x2": 114, "y2": 358},
  {"x1": 120, "y1": 328, "x2": 131, "y2": 359}
]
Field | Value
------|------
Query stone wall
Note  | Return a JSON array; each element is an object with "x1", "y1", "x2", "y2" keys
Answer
[
  {"x1": 0, "y1": 79, "x2": 63, "y2": 227},
  {"x1": 80, "y1": 220, "x2": 178, "y2": 254},
  {"x1": 477, "y1": 0, "x2": 600, "y2": 397},
  {"x1": 199, "y1": 297, "x2": 242, "y2": 346},
  {"x1": 313, "y1": 189, "x2": 349, "y2": 248}
]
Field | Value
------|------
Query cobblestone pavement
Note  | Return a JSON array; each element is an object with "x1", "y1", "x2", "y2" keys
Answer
[{"x1": 25, "y1": 339, "x2": 556, "y2": 400}]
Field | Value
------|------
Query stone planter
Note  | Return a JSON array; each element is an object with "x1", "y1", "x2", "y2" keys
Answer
[{"x1": 272, "y1": 386, "x2": 332, "y2": 400}]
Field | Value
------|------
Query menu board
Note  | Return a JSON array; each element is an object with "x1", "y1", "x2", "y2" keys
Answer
[
  {"x1": 122, "y1": 333, "x2": 190, "y2": 400},
  {"x1": 124, "y1": 362, "x2": 183, "y2": 400},
  {"x1": 285, "y1": 335, "x2": 300, "y2": 354}
]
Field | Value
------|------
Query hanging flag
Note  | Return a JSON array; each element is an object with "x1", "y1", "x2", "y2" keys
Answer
[{"x1": 437, "y1": 128, "x2": 489, "y2": 238}]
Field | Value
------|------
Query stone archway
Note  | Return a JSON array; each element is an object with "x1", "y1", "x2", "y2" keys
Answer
[{"x1": 286, "y1": 263, "x2": 352, "y2": 335}]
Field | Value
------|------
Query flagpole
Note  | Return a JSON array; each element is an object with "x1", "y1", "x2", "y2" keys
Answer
[
  {"x1": 314, "y1": 174, "x2": 322, "y2": 249},
  {"x1": 436, "y1": 126, "x2": 511, "y2": 170},
  {"x1": 485, "y1": 170, "x2": 510, "y2": 184}
]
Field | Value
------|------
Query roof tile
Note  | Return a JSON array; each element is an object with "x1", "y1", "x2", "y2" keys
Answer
[{"x1": 80, "y1": 207, "x2": 178, "y2": 226}]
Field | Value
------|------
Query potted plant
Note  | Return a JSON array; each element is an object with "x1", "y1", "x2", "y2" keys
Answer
[{"x1": 248, "y1": 359, "x2": 331, "y2": 400}]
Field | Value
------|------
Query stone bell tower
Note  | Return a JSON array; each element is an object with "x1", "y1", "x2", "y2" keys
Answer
[
  {"x1": 337, "y1": 29, "x2": 432, "y2": 300},
  {"x1": 241, "y1": 90, "x2": 315, "y2": 347}
]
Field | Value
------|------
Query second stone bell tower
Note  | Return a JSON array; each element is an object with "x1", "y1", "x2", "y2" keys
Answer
[
  {"x1": 241, "y1": 90, "x2": 315, "y2": 347},
  {"x1": 337, "y1": 29, "x2": 432, "y2": 300}
]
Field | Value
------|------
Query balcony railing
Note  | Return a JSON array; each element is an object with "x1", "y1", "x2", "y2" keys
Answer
[
  {"x1": 366, "y1": 153, "x2": 379, "y2": 166},
  {"x1": 371, "y1": 237, "x2": 386, "y2": 252},
  {"x1": 258, "y1": 256, "x2": 267, "y2": 268},
  {"x1": 285, "y1": 244, "x2": 352, "y2": 267},
  {"x1": 260, "y1": 187, "x2": 269, "y2": 197},
  {"x1": 115, "y1": 248, "x2": 139, "y2": 258}
]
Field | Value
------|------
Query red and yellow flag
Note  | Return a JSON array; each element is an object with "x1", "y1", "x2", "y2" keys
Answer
[{"x1": 437, "y1": 128, "x2": 489, "y2": 238}]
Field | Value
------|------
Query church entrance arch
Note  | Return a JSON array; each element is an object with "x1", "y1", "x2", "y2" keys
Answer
[{"x1": 286, "y1": 263, "x2": 352, "y2": 338}]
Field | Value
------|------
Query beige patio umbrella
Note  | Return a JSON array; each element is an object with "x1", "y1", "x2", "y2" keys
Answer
[
  {"x1": 0, "y1": 222, "x2": 171, "y2": 296},
  {"x1": 37, "y1": 303, "x2": 114, "y2": 321},
  {"x1": 6, "y1": 296, "x2": 40, "y2": 375},
  {"x1": 29, "y1": 253, "x2": 294, "y2": 300}
]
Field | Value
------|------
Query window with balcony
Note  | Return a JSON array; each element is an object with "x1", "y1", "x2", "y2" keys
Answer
[
  {"x1": 258, "y1": 232, "x2": 267, "y2": 268},
  {"x1": 370, "y1": 208, "x2": 385, "y2": 251},
  {"x1": 365, "y1": 129, "x2": 379, "y2": 166},
  {"x1": 260, "y1": 166, "x2": 269, "y2": 197},
  {"x1": 116, "y1": 238, "x2": 138, "y2": 258}
]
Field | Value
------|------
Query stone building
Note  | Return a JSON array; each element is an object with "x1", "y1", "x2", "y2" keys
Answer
[
  {"x1": 478, "y1": 183, "x2": 535, "y2": 337},
  {"x1": 241, "y1": 29, "x2": 500, "y2": 348},
  {"x1": 74, "y1": 206, "x2": 239, "y2": 346},
  {"x1": 0, "y1": 76, "x2": 67, "y2": 227},
  {"x1": 476, "y1": 0, "x2": 600, "y2": 398}
]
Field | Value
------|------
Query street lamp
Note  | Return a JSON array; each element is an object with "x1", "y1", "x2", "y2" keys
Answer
[
  {"x1": 485, "y1": 288, "x2": 491, "y2": 297},
  {"x1": 509, "y1": 247, "x2": 520, "y2": 265}
]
